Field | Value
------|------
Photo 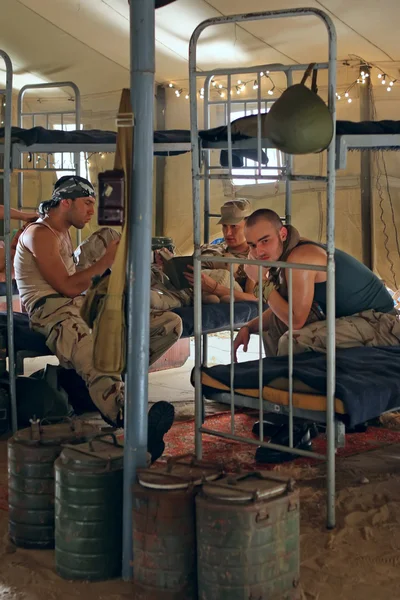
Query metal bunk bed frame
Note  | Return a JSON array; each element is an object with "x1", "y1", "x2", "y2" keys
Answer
[
  {"x1": 189, "y1": 7, "x2": 338, "y2": 535},
  {"x1": 2, "y1": 2, "x2": 400, "y2": 582},
  {"x1": 0, "y1": 50, "x2": 17, "y2": 433}
]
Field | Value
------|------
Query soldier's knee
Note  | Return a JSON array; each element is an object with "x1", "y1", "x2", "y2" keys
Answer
[
  {"x1": 170, "y1": 313, "x2": 183, "y2": 340},
  {"x1": 277, "y1": 332, "x2": 289, "y2": 356}
]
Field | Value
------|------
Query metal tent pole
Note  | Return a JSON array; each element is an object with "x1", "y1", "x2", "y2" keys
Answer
[
  {"x1": 0, "y1": 51, "x2": 16, "y2": 432},
  {"x1": 122, "y1": 0, "x2": 155, "y2": 581}
]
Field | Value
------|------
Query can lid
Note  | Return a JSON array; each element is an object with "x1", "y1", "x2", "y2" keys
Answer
[
  {"x1": 201, "y1": 471, "x2": 295, "y2": 503},
  {"x1": 137, "y1": 454, "x2": 223, "y2": 490},
  {"x1": 60, "y1": 434, "x2": 124, "y2": 472},
  {"x1": 13, "y1": 417, "x2": 100, "y2": 446}
]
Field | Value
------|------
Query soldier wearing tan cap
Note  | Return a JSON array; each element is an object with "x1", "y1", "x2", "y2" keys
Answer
[{"x1": 182, "y1": 199, "x2": 259, "y2": 303}]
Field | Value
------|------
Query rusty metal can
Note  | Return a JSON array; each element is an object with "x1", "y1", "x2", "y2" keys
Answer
[
  {"x1": 8, "y1": 417, "x2": 100, "y2": 549},
  {"x1": 55, "y1": 433, "x2": 124, "y2": 581},
  {"x1": 196, "y1": 471, "x2": 301, "y2": 600},
  {"x1": 132, "y1": 454, "x2": 223, "y2": 600}
]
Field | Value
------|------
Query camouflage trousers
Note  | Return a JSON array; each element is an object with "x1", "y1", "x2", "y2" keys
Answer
[
  {"x1": 30, "y1": 296, "x2": 183, "y2": 422},
  {"x1": 263, "y1": 309, "x2": 400, "y2": 358},
  {"x1": 150, "y1": 268, "x2": 242, "y2": 309},
  {"x1": 29, "y1": 228, "x2": 183, "y2": 422}
]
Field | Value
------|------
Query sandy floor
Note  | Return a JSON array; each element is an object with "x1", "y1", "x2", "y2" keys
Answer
[
  {"x1": 2, "y1": 426, "x2": 400, "y2": 598},
  {"x1": 1, "y1": 340, "x2": 400, "y2": 598}
]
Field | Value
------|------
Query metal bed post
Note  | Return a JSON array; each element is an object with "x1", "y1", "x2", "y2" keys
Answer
[
  {"x1": 325, "y1": 14, "x2": 337, "y2": 530},
  {"x1": 202, "y1": 76, "x2": 213, "y2": 368},
  {"x1": 190, "y1": 7, "x2": 337, "y2": 528},
  {"x1": 285, "y1": 69, "x2": 294, "y2": 224},
  {"x1": 0, "y1": 50, "x2": 17, "y2": 433},
  {"x1": 17, "y1": 82, "x2": 82, "y2": 244},
  {"x1": 189, "y1": 23, "x2": 204, "y2": 459},
  {"x1": 122, "y1": 0, "x2": 155, "y2": 581}
]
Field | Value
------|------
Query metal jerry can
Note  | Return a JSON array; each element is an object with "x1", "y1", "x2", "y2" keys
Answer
[
  {"x1": 54, "y1": 433, "x2": 124, "y2": 581},
  {"x1": 8, "y1": 418, "x2": 100, "y2": 549},
  {"x1": 196, "y1": 471, "x2": 301, "y2": 600},
  {"x1": 132, "y1": 454, "x2": 223, "y2": 600}
]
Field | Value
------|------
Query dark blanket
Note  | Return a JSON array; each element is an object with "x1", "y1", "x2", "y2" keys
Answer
[
  {"x1": 173, "y1": 301, "x2": 262, "y2": 338},
  {"x1": 0, "y1": 301, "x2": 262, "y2": 358},
  {"x1": 0, "y1": 312, "x2": 48, "y2": 354},
  {"x1": 0, "y1": 126, "x2": 268, "y2": 167},
  {"x1": 0, "y1": 281, "x2": 18, "y2": 295},
  {"x1": 198, "y1": 346, "x2": 400, "y2": 427}
]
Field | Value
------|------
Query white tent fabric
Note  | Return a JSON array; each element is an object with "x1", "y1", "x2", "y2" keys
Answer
[{"x1": 0, "y1": 0, "x2": 399, "y2": 285}]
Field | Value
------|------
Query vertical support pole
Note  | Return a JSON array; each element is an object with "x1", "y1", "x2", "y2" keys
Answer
[
  {"x1": 155, "y1": 85, "x2": 166, "y2": 236},
  {"x1": 0, "y1": 52, "x2": 16, "y2": 432},
  {"x1": 122, "y1": 0, "x2": 155, "y2": 581},
  {"x1": 74, "y1": 88, "x2": 82, "y2": 246},
  {"x1": 189, "y1": 29, "x2": 203, "y2": 460},
  {"x1": 285, "y1": 70, "x2": 293, "y2": 224},
  {"x1": 359, "y1": 66, "x2": 373, "y2": 269},
  {"x1": 202, "y1": 77, "x2": 212, "y2": 368},
  {"x1": 325, "y1": 20, "x2": 337, "y2": 530}
]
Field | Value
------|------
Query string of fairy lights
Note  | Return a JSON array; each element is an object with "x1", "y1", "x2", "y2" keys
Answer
[
  {"x1": 335, "y1": 62, "x2": 398, "y2": 103},
  {"x1": 165, "y1": 61, "x2": 398, "y2": 104},
  {"x1": 7, "y1": 58, "x2": 397, "y2": 170},
  {"x1": 30, "y1": 151, "x2": 110, "y2": 169},
  {"x1": 167, "y1": 70, "x2": 281, "y2": 100}
]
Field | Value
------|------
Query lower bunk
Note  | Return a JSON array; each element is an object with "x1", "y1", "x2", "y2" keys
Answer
[
  {"x1": 0, "y1": 300, "x2": 261, "y2": 372},
  {"x1": 196, "y1": 345, "x2": 400, "y2": 450}
]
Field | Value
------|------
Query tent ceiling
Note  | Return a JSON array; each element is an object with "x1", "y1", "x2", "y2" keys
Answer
[{"x1": 0, "y1": 0, "x2": 398, "y2": 101}]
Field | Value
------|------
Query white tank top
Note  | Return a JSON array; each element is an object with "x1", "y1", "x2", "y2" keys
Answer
[{"x1": 14, "y1": 220, "x2": 76, "y2": 315}]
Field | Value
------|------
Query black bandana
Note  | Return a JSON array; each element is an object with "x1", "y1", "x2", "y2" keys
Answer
[
  {"x1": 52, "y1": 176, "x2": 95, "y2": 201},
  {"x1": 38, "y1": 176, "x2": 95, "y2": 217}
]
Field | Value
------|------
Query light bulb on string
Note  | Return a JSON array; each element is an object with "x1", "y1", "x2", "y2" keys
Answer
[
  {"x1": 219, "y1": 91, "x2": 225, "y2": 98},
  {"x1": 240, "y1": 84, "x2": 246, "y2": 91},
  {"x1": 253, "y1": 80, "x2": 259, "y2": 90},
  {"x1": 237, "y1": 79, "x2": 242, "y2": 84},
  {"x1": 260, "y1": 72, "x2": 264, "y2": 77},
  {"x1": 378, "y1": 73, "x2": 382, "y2": 79},
  {"x1": 345, "y1": 92, "x2": 349, "y2": 97},
  {"x1": 390, "y1": 81, "x2": 394, "y2": 86},
  {"x1": 185, "y1": 94, "x2": 189, "y2": 100},
  {"x1": 212, "y1": 81, "x2": 217, "y2": 87},
  {"x1": 218, "y1": 84, "x2": 223, "y2": 89},
  {"x1": 236, "y1": 86, "x2": 241, "y2": 95},
  {"x1": 348, "y1": 98, "x2": 352, "y2": 103},
  {"x1": 267, "y1": 88, "x2": 274, "y2": 96},
  {"x1": 168, "y1": 83, "x2": 174, "y2": 88}
]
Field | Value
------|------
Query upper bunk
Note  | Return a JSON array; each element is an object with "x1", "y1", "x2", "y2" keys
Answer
[{"x1": 1, "y1": 117, "x2": 400, "y2": 171}]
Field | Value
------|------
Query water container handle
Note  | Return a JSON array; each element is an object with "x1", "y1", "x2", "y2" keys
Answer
[
  {"x1": 88, "y1": 432, "x2": 123, "y2": 451},
  {"x1": 29, "y1": 415, "x2": 73, "y2": 440}
]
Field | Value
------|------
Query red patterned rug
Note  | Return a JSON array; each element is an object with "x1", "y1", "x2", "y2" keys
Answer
[{"x1": 163, "y1": 412, "x2": 400, "y2": 471}]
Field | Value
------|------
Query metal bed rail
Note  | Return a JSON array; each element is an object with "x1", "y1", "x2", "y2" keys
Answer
[
  {"x1": 0, "y1": 50, "x2": 17, "y2": 433},
  {"x1": 16, "y1": 81, "x2": 82, "y2": 208},
  {"x1": 189, "y1": 7, "x2": 337, "y2": 528}
]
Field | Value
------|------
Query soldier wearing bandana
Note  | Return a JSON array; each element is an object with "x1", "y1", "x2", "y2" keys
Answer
[{"x1": 14, "y1": 176, "x2": 177, "y2": 460}]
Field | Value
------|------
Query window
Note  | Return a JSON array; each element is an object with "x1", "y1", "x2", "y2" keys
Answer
[
  {"x1": 230, "y1": 106, "x2": 282, "y2": 186},
  {"x1": 53, "y1": 124, "x2": 91, "y2": 182}
]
